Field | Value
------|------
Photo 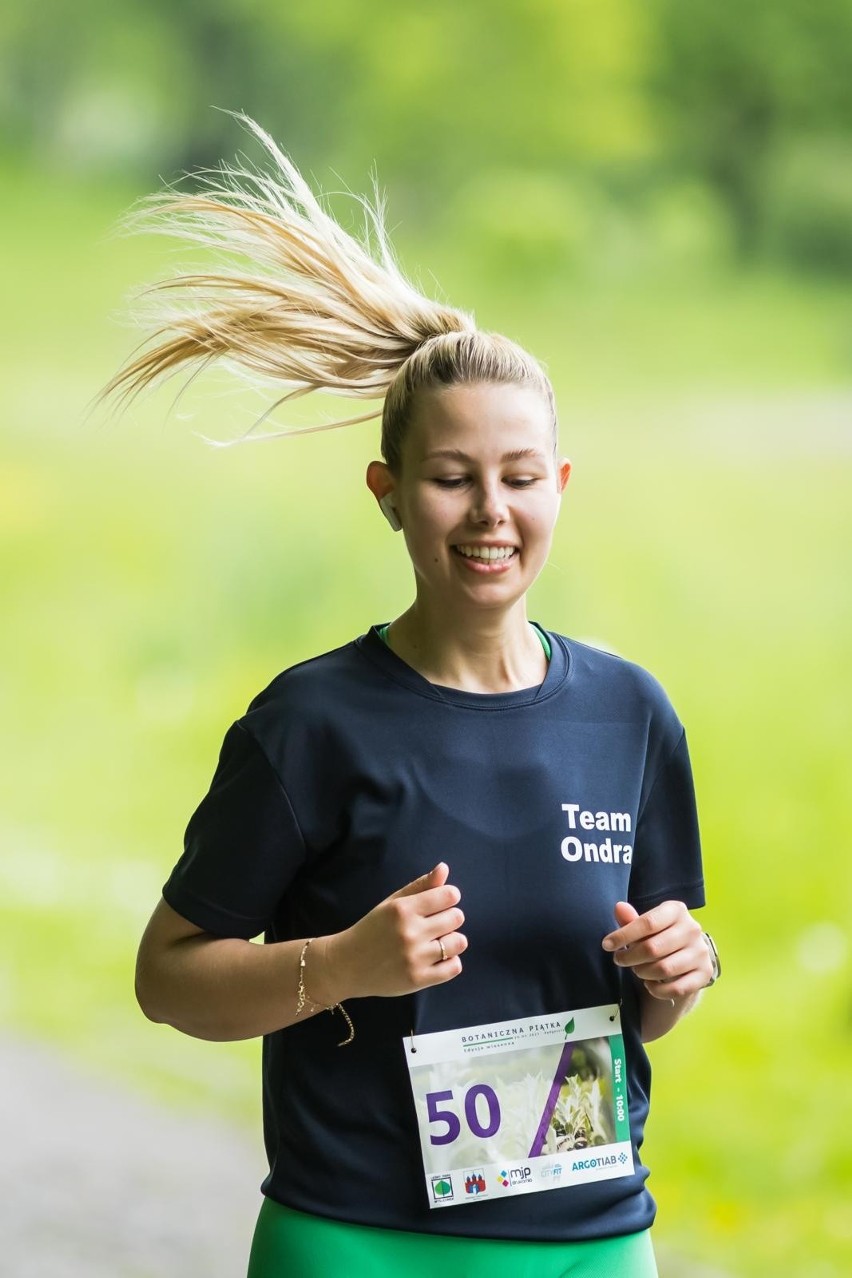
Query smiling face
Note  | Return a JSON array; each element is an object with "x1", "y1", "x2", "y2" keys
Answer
[{"x1": 368, "y1": 382, "x2": 570, "y2": 619}]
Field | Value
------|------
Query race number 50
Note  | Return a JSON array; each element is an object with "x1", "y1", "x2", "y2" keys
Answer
[{"x1": 425, "y1": 1085, "x2": 501, "y2": 1146}]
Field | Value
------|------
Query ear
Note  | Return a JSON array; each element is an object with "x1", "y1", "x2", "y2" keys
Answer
[
  {"x1": 366, "y1": 460, "x2": 402, "y2": 531},
  {"x1": 556, "y1": 459, "x2": 572, "y2": 493}
]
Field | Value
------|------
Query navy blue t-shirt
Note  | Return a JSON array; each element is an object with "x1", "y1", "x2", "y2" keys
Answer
[{"x1": 163, "y1": 627, "x2": 704, "y2": 1241}]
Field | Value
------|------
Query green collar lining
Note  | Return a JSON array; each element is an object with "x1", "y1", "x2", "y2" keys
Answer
[{"x1": 376, "y1": 623, "x2": 552, "y2": 661}]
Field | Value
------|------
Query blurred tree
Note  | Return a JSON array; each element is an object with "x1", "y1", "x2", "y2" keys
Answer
[
  {"x1": 3, "y1": 0, "x2": 851, "y2": 270},
  {"x1": 651, "y1": 0, "x2": 852, "y2": 260},
  {"x1": 0, "y1": 0, "x2": 653, "y2": 191}
]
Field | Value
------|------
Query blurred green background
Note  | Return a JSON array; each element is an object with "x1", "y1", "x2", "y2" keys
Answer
[{"x1": 1, "y1": 2, "x2": 850, "y2": 1274}]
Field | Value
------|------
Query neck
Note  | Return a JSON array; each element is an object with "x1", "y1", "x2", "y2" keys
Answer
[{"x1": 387, "y1": 599, "x2": 547, "y2": 693}]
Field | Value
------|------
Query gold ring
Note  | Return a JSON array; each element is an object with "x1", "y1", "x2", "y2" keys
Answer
[{"x1": 436, "y1": 937, "x2": 447, "y2": 962}]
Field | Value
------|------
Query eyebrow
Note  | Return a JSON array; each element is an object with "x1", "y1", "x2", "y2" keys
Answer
[{"x1": 421, "y1": 448, "x2": 546, "y2": 463}]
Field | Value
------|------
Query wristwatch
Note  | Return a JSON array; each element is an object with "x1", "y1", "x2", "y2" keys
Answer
[{"x1": 702, "y1": 932, "x2": 721, "y2": 986}]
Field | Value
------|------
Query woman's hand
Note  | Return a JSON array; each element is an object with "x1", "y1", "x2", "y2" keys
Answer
[
  {"x1": 134, "y1": 865, "x2": 465, "y2": 1043},
  {"x1": 602, "y1": 900, "x2": 712, "y2": 1001},
  {"x1": 602, "y1": 900, "x2": 713, "y2": 1042},
  {"x1": 311, "y1": 862, "x2": 468, "y2": 1004}
]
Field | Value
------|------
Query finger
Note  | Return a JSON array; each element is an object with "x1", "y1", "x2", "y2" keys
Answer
[
  {"x1": 628, "y1": 941, "x2": 702, "y2": 983},
  {"x1": 402, "y1": 884, "x2": 462, "y2": 918},
  {"x1": 425, "y1": 905, "x2": 466, "y2": 941},
  {"x1": 601, "y1": 901, "x2": 640, "y2": 957},
  {"x1": 389, "y1": 862, "x2": 449, "y2": 900},
  {"x1": 418, "y1": 939, "x2": 467, "y2": 987},
  {"x1": 639, "y1": 930, "x2": 714, "y2": 992},
  {"x1": 642, "y1": 965, "x2": 707, "y2": 1000},
  {"x1": 602, "y1": 900, "x2": 684, "y2": 952},
  {"x1": 613, "y1": 901, "x2": 639, "y2": 929},
  {"x1": 612, "y1": 913, "x2": 705, "y2": 975},
  {"x1": 611, "y1": 920, "x2": 683, "y2": 969},
  {"x1": 429, "y1": 931, "x2": 469, "y2": 965}
]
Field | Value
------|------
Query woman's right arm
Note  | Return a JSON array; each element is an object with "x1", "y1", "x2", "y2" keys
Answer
[{"x1": 135, "y1": 863, "x2": 467, "y2": 1042}]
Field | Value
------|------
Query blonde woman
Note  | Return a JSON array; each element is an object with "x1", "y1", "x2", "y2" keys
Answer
[{"x1": 109, "y1": 118, "x2": 718, "y2": 1278}]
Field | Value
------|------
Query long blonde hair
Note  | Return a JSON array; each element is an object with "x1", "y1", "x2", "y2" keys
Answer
[{"x1": 102, "y1": 114, "x2": 556, "y2": 469}]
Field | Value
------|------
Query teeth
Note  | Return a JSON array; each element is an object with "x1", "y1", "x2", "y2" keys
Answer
[{"x1": 457, "y1": 545, "x2": 516, "y2": 560}]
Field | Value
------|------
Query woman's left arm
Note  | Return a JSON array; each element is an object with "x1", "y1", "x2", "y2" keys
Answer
[{"x1": 602, "y1": 900, "x2": 715, "y2": 1043}]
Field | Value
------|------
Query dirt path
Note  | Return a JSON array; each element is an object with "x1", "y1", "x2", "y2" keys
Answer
[{"x1": 0, "y1": 1034, "x2": 262, "y2": 1278}]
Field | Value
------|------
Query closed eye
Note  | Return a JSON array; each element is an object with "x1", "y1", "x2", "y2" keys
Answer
[{"x1": 431, "y1": 475, "x2": 542, "y2": 489}]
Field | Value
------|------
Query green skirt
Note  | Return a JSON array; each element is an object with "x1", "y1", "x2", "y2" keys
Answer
[{"x1": 248, "y1": 1198, "x2": 659, "y2": 1278}]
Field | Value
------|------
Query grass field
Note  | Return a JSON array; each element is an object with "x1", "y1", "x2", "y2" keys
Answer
[{"x1": 1, "y1": 168, "x2": 851, "y2": 1275}]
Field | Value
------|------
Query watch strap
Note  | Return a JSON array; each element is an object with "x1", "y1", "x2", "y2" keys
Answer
[{"x1": 702, "y1": 932, "x2": 721, "y2": 986}]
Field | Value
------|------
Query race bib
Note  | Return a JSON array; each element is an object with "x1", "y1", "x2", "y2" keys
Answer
[{"x1": 404, "y1": 1003, "x2": 633, "y2": 1209}]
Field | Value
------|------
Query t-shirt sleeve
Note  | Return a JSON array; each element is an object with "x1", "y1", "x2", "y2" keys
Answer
[
  {"x1": 628, "y1": 729, "x2": 705, "y2": 912},
  {"x1": 162, "y1": 721, "x2": 306, "y2": 938}
]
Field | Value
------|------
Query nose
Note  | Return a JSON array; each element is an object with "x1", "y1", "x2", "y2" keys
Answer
[{"x1": 470, "y1": 479, "x2": 508, "y2": 526}]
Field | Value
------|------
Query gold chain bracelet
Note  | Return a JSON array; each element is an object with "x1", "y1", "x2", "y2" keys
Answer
[{"x1": 296, "y1": 937, "x2": 355, "y2": 1047}]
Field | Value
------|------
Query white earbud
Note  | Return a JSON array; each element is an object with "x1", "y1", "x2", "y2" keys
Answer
[{"x1": 379, "y1": 494, "x2": 402, "y2": 532}]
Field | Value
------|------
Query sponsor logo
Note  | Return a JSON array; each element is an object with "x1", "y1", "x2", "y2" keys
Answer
[
  {"x1": 541, "y1": 1163, "x2": 563, "y2": 1179},
  {"x1": 571, "y1": 1153, "x2": 628, "y2": 1171},
  {"x1": 464, "y1": 1171, "x2": 486, "y2": 1195},
  {"x1": 431, "y1": 1175, "x2": 454, "y2": 1202},
  {"x1": 498, "y1": 1165, "x2": 532, "y2": 1189}
]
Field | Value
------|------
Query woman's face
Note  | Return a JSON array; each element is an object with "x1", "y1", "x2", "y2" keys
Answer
[{"x1": 368, "y1": 382, "x2": 571, "y2": 617}]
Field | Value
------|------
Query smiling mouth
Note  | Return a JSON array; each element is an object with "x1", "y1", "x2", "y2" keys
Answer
[{"x1": 453, "y1": 545, "x2": 517, "y2": 561}]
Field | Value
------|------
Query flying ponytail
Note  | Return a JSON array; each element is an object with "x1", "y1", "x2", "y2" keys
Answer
[{"x1": 102, "y1": 113, "x2": 555, "y2": 464}]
